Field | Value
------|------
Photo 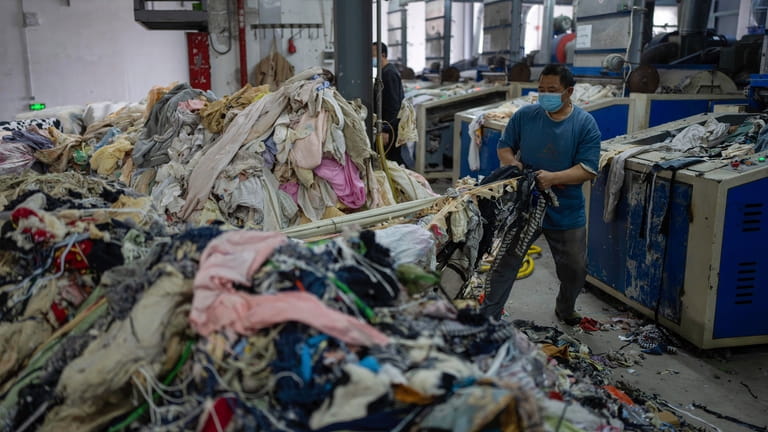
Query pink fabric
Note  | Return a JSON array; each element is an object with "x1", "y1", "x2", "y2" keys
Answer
[
  {"x1": 291, "y1": 109, "x2": 328, "y2": 169},
  {"x1": 179, "y1": 99, "x2": 207, "y2": 112},
  {"x1": 190, "y1": 230, "x2": 389, "y2": 346},
  {"x1": 313, "y1": 155, "x2": 366, "y2": 209},
  {"x1": 190, "y1": 290, "x2": 390, "y2": 346},
  {"x1": 279, "y1": 181, "x2": 300, "y2": 203},
  {"x1": 193, "y1": 231, "x2": 287, "y2": 292}
]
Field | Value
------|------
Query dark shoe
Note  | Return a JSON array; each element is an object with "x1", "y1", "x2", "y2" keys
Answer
[{"x1": 556, "y1": 310, "x2": 582, "y2": 326}]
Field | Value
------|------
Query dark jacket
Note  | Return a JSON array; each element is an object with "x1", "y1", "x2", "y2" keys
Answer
[{"x1": 374, "y1": 63, "x2": 405, "y2": 162}]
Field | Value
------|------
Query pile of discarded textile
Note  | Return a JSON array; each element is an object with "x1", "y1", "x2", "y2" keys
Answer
[
  {"x1": 0, "y1": 167, "x2": 710, "y2": 431},
  {"x1": 1, "y1": 69, "x2": 437, "y2": 232}
]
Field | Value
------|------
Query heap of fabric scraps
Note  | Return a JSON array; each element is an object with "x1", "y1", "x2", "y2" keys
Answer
[
  {"x1": 164, "y1": 68, "x2": 435, "y2": 230},
  {"x1": 0, "y1": 126, "x2": 54, "y2": 175},
  {"x1": 199, "y1": 83, "x2": 270, "y2": 134},
  {"x1": 0, "y1": 168, "x2": 709, "y2": 432},
  {"x1": 0, "y1": 170, "x2": 167, "y2": 430},
  {"x1": 3, "y1": 69, "x2": 438, "y2": 232}
]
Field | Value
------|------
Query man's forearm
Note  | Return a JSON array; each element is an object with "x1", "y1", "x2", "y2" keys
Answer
[
  {"x1": 498, "y1": 147, "x2": 522, "y2": 168},
  {"x1": 551, "y1": 164, "x2": 596, "y2": 185}
]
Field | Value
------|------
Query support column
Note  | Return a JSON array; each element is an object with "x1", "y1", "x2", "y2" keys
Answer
[
  {"x1": 510, "y1": 0, "x2": 523, "y2": 62},
  {"x1": 333, "y1": 0, "x2": 372, "y2": 132},
  {"x1": 540, "y1": 0, "x2": 555, "y2": 64},
  {"x1": 443, "y1": 0, "x2": 452, "y2": 69},
  {"x1": 401, "y1": 6, "x2": 408, "y2": 66}
]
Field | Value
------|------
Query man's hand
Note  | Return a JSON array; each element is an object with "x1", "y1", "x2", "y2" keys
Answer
[{"x1": 535, "y1": 170, "x2": 560, "y2": 190}]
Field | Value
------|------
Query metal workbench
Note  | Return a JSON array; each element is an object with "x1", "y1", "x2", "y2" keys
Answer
[{"x1": 413, "y1": 85, "x2": 513, "y2": 179}]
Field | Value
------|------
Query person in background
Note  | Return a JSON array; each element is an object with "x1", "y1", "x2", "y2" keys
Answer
[
  {"x1": 372, "y1": 42, "x2": 405, "y2": 165},
  {"x1": 483, "y1": 64, "x2": 601, "y2": 325}
]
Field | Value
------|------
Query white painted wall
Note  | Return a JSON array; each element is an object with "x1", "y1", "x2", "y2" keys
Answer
[
  {"x1": 0, "y1": 0, "x2": 189, "y2": 121},
  {"x1": 209, "y1": 0, "x2": 334, "y2": 97},
  {"x1": 0, "y1": 2, "x2": 29, "y2": 121}
]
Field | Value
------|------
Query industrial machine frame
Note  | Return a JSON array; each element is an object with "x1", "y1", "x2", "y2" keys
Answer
[
  {"x1": 586, "y1": 112, "x2": 768, "y2": 349},
  {"x1": 629, "y1": 92, "x2": 749, "y2": 131},
  {"x1": 414, "y1": 85, "x2": 513, "y2": 179}
]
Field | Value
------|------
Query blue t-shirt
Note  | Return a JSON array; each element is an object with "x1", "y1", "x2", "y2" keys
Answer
[{"x1": 498, "y1": 104, "x2": 601, "y2": 230}]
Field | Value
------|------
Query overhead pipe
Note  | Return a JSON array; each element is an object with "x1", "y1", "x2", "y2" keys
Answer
[
  {"x1": 237, "y1": 0, "x2": 247, "y2": 87},
  {"x1": 627, "y1": 0, "x2": 645, "y2": 67},
  {"x1": 679, "y1": 0, "x2": 712, "y2": 58},
  {"x1": 19, "y1": 0, "x2": 35, "y2": 106}
]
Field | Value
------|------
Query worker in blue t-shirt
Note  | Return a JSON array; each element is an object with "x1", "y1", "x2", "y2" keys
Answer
[{"x1": 484, "y1": 64, "x2": 601, "y2": 324}]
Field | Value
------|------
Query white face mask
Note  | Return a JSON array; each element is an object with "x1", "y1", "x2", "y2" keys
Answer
[{"x1": 372, "y1": 58, "x2": 378, "y2": 68}]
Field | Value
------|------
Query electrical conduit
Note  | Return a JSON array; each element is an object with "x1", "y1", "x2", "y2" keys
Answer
[{"x1": 238, "y1": 0, "x2": 247, "y2": 87}]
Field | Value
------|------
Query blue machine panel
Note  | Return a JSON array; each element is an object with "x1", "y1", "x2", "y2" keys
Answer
[
  {"x1": 714, "y1": 177, "x2": 768, "y2": 339},
  {"x1": 588, "y1": 104, "x2": 629, "y2": 140},
  {"x1": 648, "y1": 98, "x2": 747, "y2": 128},
  {"x1": 587, "y1": 168, "x2": 630, "y2": 293},
  {"x1": 649, "y1": 100, "x2": 710, "y2": 128},
  {"x1": 521, "y1": 87, "x2": 536, "y2": 96},
  {"x1": 588, "y1": 169, "x2": 692, "y2": 323},
  {"x1": 459, "y1": 121, "x2": 503, "y2": 179}
]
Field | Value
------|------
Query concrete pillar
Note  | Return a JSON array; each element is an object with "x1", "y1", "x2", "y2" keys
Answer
[
  {"x1": 334, "y1": 0, "x2": 372, "y2": 132},
  {"x1": 510, "y1": 0, "x2": 523, "y2": 62},
  {"x1": 443, "y1": 0, "x2": 452, "y2": 69}
]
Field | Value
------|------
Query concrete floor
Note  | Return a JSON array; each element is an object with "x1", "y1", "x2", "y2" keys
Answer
[{"x1": 444, "y1": 237, "x2": 768, "y2": 432}]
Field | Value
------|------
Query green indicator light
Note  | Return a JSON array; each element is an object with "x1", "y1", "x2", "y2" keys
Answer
[
  {"x1": 29, "y1": 103, "x2": 46, "y2": 111},
  {"x1": 760, "y1": 157, "x2": 766, "y2": 162}
]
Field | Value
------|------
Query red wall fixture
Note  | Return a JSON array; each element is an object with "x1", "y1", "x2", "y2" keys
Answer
[{"x1": 187, "y1": 32, "x2": 211, "y2": 91}]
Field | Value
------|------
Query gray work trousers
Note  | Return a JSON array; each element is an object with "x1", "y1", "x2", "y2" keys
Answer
[{"x1": 481, "y1": 226, "x2": 587, "y2": 319}]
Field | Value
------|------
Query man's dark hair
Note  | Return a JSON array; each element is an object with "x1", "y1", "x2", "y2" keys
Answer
[
  {"x1": 373, "y1": 42, "x2": 388, "y2": 57},
  {"x1": 539, "y1": 64, "x2": 576, "y2": 88}
]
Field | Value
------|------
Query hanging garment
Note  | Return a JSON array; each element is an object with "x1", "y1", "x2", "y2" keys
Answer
[
  {"x1": 251, "y1": 38, "x2": 295, "y2": 90},
  {"x1": 396, "y1": 99, "x2": 417, "y2": 147},
  {"x1": 467, "y1": 114, "x2": 484, "y2": 172},
  {"x1": 602, "y1": 142, "x2": 669, "y2": 223}
]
